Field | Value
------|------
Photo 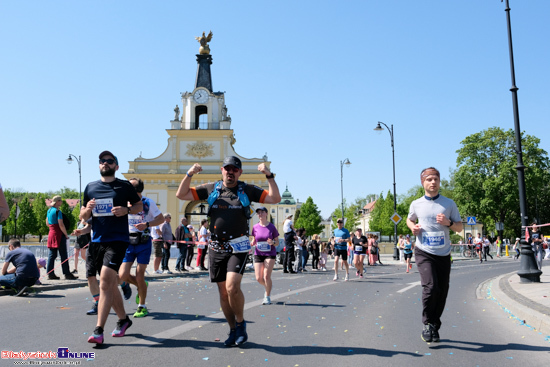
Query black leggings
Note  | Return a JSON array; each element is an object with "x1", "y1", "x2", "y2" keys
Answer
[{"x1": 186, "y1": 246, "x2": 195, "y2": 267}]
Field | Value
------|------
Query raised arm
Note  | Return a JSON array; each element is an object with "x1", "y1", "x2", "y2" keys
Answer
[{"x1": 176, "y1": 163, "x2": 202, "y2": 200}]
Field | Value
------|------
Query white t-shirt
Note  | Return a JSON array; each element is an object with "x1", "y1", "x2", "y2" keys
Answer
[
  {"x1": 199, "y1": 226, "x2": 209, "y2": 241},
  {"x1": 473, "y1": 237, "x2": 482, "y2": 246},
  {"x1": 128, "y1": 197, "x2": 162, "y2": 233},
  {"x1": 283, "y1": 219, "x2": 293, "y2": 233}
]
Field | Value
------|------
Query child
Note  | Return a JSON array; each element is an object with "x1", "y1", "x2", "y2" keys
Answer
[
  {"x1": 319, "y1": 243, "x2": 328, "y2": 271},
  {"x1": 35, "y1": 258, "x2": 46, "y2": 285}
]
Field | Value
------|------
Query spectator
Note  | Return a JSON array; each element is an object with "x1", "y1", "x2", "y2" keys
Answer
[
  {"x1": 0, "y1": 239, "x2": 40, "y2": 296},
  {"x1": 160, "y1": 213, "x2": 174, "y2": 274},
  {"x1": 46, "y1": 196, "x2": 77, "y2": 280},
  {"x1": 175, "y1": 217, "x2": 191, "y2": 272}
]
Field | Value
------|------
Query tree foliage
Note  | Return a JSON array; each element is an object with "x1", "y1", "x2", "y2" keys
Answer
[
  {"x1": 294, "y1": 197, "x2": 324, "y2": 236},
  {"x1": 454, "y1": 127, "x2": 550, "y2": 239},
  {"x1": 33, "y1": 194, "x2": 50, "y2": 240}
]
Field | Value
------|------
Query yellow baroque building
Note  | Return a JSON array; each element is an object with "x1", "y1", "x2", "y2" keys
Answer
[{"x1": 122, "y1": 38, "x2": 296, "y2": 231}]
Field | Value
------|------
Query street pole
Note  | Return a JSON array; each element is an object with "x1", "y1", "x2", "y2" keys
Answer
[
  {"x1": 67, "y1": 154, "x2": 82, "y2": 208},
  {"x1": 374, "y1": 121, "x2": 399, "y2": 260},
  {"x1": 340, "y1": 158, "x2": 351, "y2": 222},
  {"x1": 501, "y1": 0, "x2": 540, "y2": 282}
]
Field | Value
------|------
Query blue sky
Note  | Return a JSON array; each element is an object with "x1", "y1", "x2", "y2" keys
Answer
[{"x1": 1, "y1": 1, "x2": 549, "y2": 218}]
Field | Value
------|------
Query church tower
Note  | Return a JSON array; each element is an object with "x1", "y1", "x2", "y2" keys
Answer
[{"x1": 124, "y1": 33, "x2": 272, "y2": 227}]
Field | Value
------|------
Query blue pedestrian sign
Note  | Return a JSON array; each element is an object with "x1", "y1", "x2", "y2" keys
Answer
[{"x1": 467, "y1": 216, "x2": 476, "y2": 225}]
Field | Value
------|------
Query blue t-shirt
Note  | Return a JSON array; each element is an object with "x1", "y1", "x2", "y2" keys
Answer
[
  {"x1": 83, "y1": 178, "x2": 141, "y2": 243},
  {"x1": 47, "y1": 207, "x2": 62, "y2": 225},
  {"x1": 404, "y1": 241, "x2": 413, "y2": 254},
  {"x1": 333, "y1": 228, "x2": 350, "y2": 250},
  {"x1": 6, "y1": 247, "x2": 40, "y2": 279}
]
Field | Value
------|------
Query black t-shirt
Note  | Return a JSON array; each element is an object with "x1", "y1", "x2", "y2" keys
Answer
[
  {"x1": 83, "y1": 178, "x2": 141, "y2": 243},
  {"x1": 352, "y1": 235, "x2": 368, "y2": 253},
  {"x1": 193, "y1": 181, "x2": 266, "y2": 250}
]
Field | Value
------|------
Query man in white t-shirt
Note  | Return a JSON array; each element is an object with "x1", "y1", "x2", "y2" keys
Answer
[{"x1": 119, "y1": 178, "x2": 164, "y2": 318}]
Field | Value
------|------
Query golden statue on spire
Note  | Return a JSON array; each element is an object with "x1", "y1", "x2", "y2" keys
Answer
[{"x1": 195, "y1": 31, "x2": 213, "y2": 55}]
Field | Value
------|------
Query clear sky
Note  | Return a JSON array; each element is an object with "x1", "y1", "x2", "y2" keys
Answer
[{"x1": 1, "y1": 1, "x2": 549, "y2": 218}]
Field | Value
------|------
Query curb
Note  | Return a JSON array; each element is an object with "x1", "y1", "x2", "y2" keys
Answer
[{"x1": 488, "y1": 271, "x2": 550, "y2": 336}]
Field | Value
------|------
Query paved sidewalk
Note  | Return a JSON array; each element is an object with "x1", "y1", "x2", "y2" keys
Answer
[{"x1": 2, "y1": 253, "x2": 548, "y2": 337}]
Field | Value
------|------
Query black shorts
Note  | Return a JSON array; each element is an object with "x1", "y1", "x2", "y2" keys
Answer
[
  {"x1": 208, "y1": 248, "x2": 248, "y2": 283},
  {"x1": 334, "y1": 248, "x2": 348, "y2": 261},
  {"x1": 254, "y1": 255, "x2": 276, "y2": 263},
  {"x1": 404, "y1": 253, "x2": 413, "y2": 260},
  {"x1": 86, "y1": 241, "x2": 129, "y2": 278}
]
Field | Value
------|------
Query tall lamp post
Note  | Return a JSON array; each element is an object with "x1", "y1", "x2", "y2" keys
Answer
[
  {"x1": 374, "y1": 121, "x2": 399, "y2": 260},
  {"x1": 501, "y1": 0, "x2": 541, "y2": 282},
  {"x1": 66, "y1": 154, "x2": 82, "y2": 208},
  {"x1": 340, "y1": 158, "x2": 351, "y2": 222}
]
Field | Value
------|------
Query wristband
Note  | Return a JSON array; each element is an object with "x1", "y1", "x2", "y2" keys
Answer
[
  {"x1": 187, "y1": 172, "x2": 193, "y2": 178},
  {"x1": 266, "y1": 172, "x2": 274, "y2": 179}
]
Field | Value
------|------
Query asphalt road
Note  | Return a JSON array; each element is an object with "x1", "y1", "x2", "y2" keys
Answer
[{"x1": 1, "y1": 258, "x2": 549, "y2": 367}]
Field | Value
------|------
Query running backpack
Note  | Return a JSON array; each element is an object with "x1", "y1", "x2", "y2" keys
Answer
[{"x1": 207, "y1": 181, "x2": 252, "y2": 219}]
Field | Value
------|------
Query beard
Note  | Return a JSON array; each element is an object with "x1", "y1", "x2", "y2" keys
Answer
[{"x1": 100, "y1": 166, "x2": 116, "y2": 177}]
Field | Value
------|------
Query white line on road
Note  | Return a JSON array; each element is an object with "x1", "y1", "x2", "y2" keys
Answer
[
  {"x1": 397, "y1": 281, "x2": 421, "y2": 293},
  {"x1": 130, "y1": 271, "x2": 396, "y2": 345}
]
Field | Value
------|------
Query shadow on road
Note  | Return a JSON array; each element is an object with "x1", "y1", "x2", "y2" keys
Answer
[{"x1": 430, "y1": 340, "x2": 550, "y2": 353}]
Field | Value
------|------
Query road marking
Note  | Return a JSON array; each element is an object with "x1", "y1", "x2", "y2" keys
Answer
[
  {"x1": 397, "y1": 281, "x2": 421, "y2": 293},
  {"x1": 130, "y1": 272, "x2": 392, "y2": 345}
]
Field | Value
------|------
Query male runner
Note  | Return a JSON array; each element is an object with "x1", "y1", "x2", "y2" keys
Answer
[
  {"x1": 119, "y1": 177, "x2": 164, "y2": 318},
  {"x1": 407, "y1": 167, "x2": 462, "y2": 343},
  {"x1": 176, "y1": 156, "x2": 280, "y2": 347},
  {"x1": 81, "y1": 151, "x2": 142, "y2": 344},
  {"x1": 333, "y1": 219, "x2": 350, "y2": 281}
]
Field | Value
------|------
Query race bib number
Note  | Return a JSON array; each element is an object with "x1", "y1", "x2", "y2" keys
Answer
[
  {"x1": 422, "y1": 231, "x2": 445, "y2": 247},
  {"x1": 228, "y1": 236, "x2": 252, "y2": 253},
  {"x1": 128, "y1": 214, "x2": 142, "y2": 233},
  {"x1": 355, "y1": 245, "x2": 363, "y2": 252},
  {"x1": 334, "y1": 237, "x2": 342, "y2": 243},
  {"x1": 93, "y1": 198, "x2": 114, "y2": 217},
  {"x1": 257, "y1": 241, "x2": 271, "y2": 252}
]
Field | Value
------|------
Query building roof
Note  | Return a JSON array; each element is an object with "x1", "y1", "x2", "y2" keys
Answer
[
  {"x1": 279, "y1": 185, "x2": 296, "y2": 205},
  {"x1": 45, "y1": 198, "x2": 80, "y2": 209},
  {"x1": 363, "y1": 200, "x2": 377, "y2": 211}
]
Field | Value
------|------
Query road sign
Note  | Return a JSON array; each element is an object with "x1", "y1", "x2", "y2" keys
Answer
[
  {"x1": 391, "y1": 212, "x2": 402, "y2": 225},
  {"x1": 495, "y1": 222, "x2": 504, "y2": 231},
  {"x1": 467, "y1": 216, "x2": 476, "y2": 225}
]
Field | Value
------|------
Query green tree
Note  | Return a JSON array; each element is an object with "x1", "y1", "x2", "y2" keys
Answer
[
  {"x1": 16, "y1": 195, "x2": 37, "y2": 241},
  {"x1": 294, "y1": 197, "x2": 323, "y2": 236},
  {"x1": 33, "y1": 194, "x2": 50, "y2": 241},
  {"x1": 454, "y1": 127, "x2": 550, "y2": 239}
]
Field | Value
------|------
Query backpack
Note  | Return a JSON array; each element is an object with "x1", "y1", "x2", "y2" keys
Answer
[
  {"x1": 57, "y1": 209, "x2": 71, "y2": 230},
  {"x1": 207, "y1": 181, "x2": 252, "y2": 219}
]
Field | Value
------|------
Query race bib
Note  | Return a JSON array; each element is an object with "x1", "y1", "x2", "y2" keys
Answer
[
  {"x1": 228, "y1": 236, "x2": 252, "y2": 253},
  {"x1": 422, "y1": 231, "x2": 445, "y2": 247},
  {"x1": 257, "y1": 241, "x2": 271, "y2": 252},
  {"x1": 128, "y1": 214, "x2": 142, "y2": 233},
  {"x1": 93, "y1": 198, "x2": 114, "y2": 217},
  {"x1": 334, "y1": 237, "x2": 342, "y2": 243},
  {"x1": 355, "y1": 245, "x2": 363, "y2": 252}
]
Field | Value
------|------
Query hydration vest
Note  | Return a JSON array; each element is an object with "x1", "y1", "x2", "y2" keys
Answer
[{"x1": 207, "y1": 181, "x2": 252, "y2": 219}]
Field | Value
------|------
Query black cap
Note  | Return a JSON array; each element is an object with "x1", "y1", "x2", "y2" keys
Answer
[
  {"x1": 256, "y1": 206, "x2": 268, "y2": 213},
  {"x1": 99, "y1": 150, "x2": 118, "y2": 165},
  {"x1": 222, "y1": 156, "x2": 242, "y2": 169}
]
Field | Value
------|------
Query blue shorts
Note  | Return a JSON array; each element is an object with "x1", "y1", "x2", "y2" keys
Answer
[{"x1": 123, "y1": 240, "x2": 152, "y2": 265}]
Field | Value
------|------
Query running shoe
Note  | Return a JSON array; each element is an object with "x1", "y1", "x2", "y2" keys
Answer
[
  {"x1": 224, "y1": 329, "x2": 237, "y2": 347},
  {"x1": 344, "y1": 274, "x2": 349, "y2": 281},
  {"x1": 356, "y1": 271, "x2": 360, "y2": 277},
  {"x1": 155, "y1": 270, "x2": 163, "y2": 274},
  {"x1": 431, "y1": 325, "x2": 440, "y2": 342},
  {"x1": 121, "y1": 282, "x2": 132, "y2": 301},
  {"x1": 86, "y1": 303, "x2": 98, "y2": 315},
  {"x1": 235, "y1": 320, "x2": 248, "y2": 346},
  {"x1": 262, "y1": 296, "x2": 271, "y2": 305},
  {"x1": 136, "y1": 280, "x2": 148, "y2": 305},
  {"x1": 163, "y1": 270, "x2": 173, "y2": 274},
  {"x1": 409, "y1": 263, "x2": 413, "y2": 269},
  {"x1": 112, "y1": 317, "x2": 133, "y2": 337},
  {"x1": 421, "y1": 324, "x2": 433, "y2": 343},
  {"x1": 71, "y1": 269, "x2": 78, "y2": 274},
  {"x1": 333, "y1": 274, "x2": 338, "y2": 281},
  {"x1": 133, "y1": 306, "x2": 149, "y2": 318},
  {"x1": 360, "y1": 274, "x2": 363, "y2": 279},
  {"x1": 87, "y1": 327, "x2": 104, "y2": 344}
]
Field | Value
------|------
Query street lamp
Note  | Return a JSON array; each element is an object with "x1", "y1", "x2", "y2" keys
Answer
[
  {"x1": 501, "y1": 0, "x2": 540, "y2": 282},
  {"x1": 340, "y1": 158, "x2": 351, "y2": 222},
  {"x1": 374, "y1": 121, "x2": 399, "y2": 260},
  {"x1": 66, "y1": 154, "x2": 82, "y2": 208}
]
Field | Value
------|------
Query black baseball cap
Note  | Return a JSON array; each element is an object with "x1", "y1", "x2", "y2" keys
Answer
[
  {"x1": 99, "y1": 150, "x2": 119, "y2": 165},
  {"x1": 256, "y1": 206, "x2": 268, "y2": 213},
  {"x1": 222, "y1": 156, "x2": 242, "y2": 169}
]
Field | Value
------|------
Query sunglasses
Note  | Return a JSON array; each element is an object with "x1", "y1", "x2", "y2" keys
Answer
[
  {"x1": 99, "y1": 158, "x2": 116, "y2": 165},
  {"x1": 223, "y1": 166, "x2": 240, "y2": 173}
]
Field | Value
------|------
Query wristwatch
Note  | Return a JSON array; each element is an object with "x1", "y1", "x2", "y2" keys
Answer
[{"x1": 448, "y1": 220, "x2": 454, "y2": 227}]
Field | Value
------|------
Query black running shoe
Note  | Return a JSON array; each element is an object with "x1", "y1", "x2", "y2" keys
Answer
[{"x1": 421, "y1": 324, "x2": 433, "y2": 343}]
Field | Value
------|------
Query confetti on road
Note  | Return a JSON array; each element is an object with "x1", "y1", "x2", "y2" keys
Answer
[{"x1": 202, "y1": 357, "x2": 209, "y2": 360}]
